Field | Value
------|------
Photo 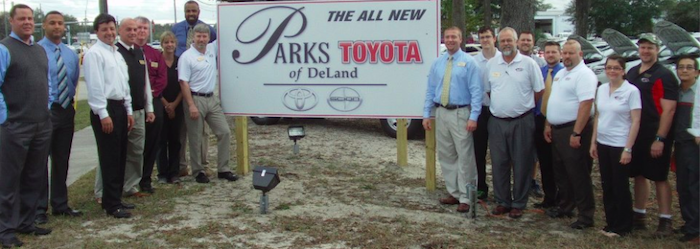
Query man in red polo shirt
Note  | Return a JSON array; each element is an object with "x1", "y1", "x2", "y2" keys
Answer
[{"x1": 135, "y1": 16, "x2": 167, "y2": 193}]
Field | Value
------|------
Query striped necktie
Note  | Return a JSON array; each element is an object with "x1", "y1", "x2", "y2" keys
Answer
[
  {"x1": 440, "y1": 56, "x2": 453, "y2": 106},
  {"x1": 186, "y1": 26, "x2": 195, "y2": 49},
  {"x1": 55, "y1": 47, "x2": 71, "y2": 109}
]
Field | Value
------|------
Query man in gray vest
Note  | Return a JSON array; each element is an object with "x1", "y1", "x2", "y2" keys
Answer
[{"x1": 0, "y1": 4, "x2": 54, "y2": 248}]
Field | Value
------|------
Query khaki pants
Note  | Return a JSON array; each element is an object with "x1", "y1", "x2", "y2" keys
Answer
[
  {"x1": 94, "y1": 109, "x2": 145, "y2": 197},
  {"x1": 179, "y1": 122, "x2": 209, "y2": 171},
  {"x1": 436, "y1": 107, "x2": 477, "y2": 204},
  {"x1": 183, "y1": 96, "x2": 231, "y2": 175}
]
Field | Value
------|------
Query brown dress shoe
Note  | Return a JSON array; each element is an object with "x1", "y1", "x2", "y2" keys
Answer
[
  {"x1": 492, "y1": 205, "x2": 511, "y2": 215},
  {"x1": 439, "y1": 196, "x2": 460, "y2": 205},
  {"x1": 653, "y1": 218, "x2": 673, "y2": 237},
  {"x1": 179, "y1": 168, "x2": 190, "y2": 177},
  {"x1": 95, "y1": 198, "x2": 102, "y2": 204},
  {"x1": 456, "y1": 203, "x2": 470, "y2": 213},
  {"x1": 509, "y1": 208, "x2": 523, "y2": 218},
  {"x1": 127, "y1": 192, "x2": 150, "y2": 198},
  {"x1": 633, "y1": 212, "x2": 646, "y2": 230}
]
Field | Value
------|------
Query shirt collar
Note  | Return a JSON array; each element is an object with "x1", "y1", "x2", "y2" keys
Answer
[
  {"x1": 565, "y1": 60, "x2": 587, "y2": 73},
  {"x1": 118, "y1": 40, "x2": 134, "y2": 50},
  {"x1": 497, "y1": 52, "x2": 523, "y2": 65},
  {"x1": 38, "y1": 37, "x2": 60, "y2": 50},
  {"x1": 10, "y1": 31, "x2": 34, "y2": 45},
  {"x1": 96, "y1": 39, "x2": 117, "y2": 52}
]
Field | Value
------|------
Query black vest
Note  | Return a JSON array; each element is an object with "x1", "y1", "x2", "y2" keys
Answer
[
  {"x1": 0, "y1": 37, "x2": 49, "y2": 123},
  {"x1": 116, "y1": 43, "x2": 146, "y2": 111}
]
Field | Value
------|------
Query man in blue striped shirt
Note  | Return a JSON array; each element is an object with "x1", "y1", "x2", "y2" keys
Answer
[{"x1": 35, "y1": 10, "x2": 83, "y2": 225}]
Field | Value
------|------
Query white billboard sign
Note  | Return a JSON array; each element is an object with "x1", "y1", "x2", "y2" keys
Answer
[{"x1": 218, "y1": 0, "x2": 439, "y2": 118}]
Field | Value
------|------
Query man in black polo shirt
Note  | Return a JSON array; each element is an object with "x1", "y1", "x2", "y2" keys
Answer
[{"x1": 626, "y1": 33, "x2": 678, "y2": 236}]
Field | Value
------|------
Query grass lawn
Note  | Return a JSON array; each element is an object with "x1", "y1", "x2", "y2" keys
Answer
[{"x1": 74, "y1": 100, "x2": 91, "y2": 131}]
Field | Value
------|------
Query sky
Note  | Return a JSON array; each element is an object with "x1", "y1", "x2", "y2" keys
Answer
[{"x1": 4, "y1": 0, "x2": 569, "y2": 26}]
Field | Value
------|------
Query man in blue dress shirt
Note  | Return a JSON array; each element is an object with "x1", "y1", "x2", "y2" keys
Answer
[
  {"x1": 172, "y1": 0, "x2": 217, "y2": 57},
  {"x1": 35, "y1": 10, "x2": 83, "y2": 225},
  {"x1": 423, "y1": 26, "x2": 483, "y2": 213},
  {"x1": 533, "y1": 41, "x2": 564, "y2": 210},
  {"x1": 0, "y1": 4, "x2": 54, "y2": 247}
]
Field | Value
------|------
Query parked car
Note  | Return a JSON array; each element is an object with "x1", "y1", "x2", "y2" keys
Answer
[
  {"x1": 150, "y1": 41, "x2": 162, "y2": 52},
  {"x1": 250, "y1": 117, "x2": 424, "y2": 139}
]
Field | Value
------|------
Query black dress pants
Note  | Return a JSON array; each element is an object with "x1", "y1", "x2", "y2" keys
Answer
[
  {"x1": 0, "y1": 119, "x2": 51, "y2": 241},
  {"x1": 141, "y1": 97, "x2": 164, "y2": 188},
  {"x1": 158, "y1": 104, "x2": 182, "y2": 179},
  {"x1": 675, "y1": 140, "x2": 700, "y2": 235},
  {"x1": 37, "y1": 103, "x2": 75, "y2": 215},
  {"x1": 534, "y1": 114, "x2": 557, "y2": 206},
  {"x1": 551, "y1": 122, "x2": 595, "y2": 224},
  {"x1": 91, "y1": 100, "x2": 128, "y2": 213},
  {"x1": 473, "y1": 107, "x2": 490, "y2": 197},
  {"x1": 597, "y1": 143, "x2": 632, "y2": 234}
]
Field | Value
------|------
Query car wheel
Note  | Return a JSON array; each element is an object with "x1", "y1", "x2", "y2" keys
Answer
[
  {"x1": 250, "y1": 117, "x2": 281, "y2": 125},
  {"x1": 380, "y1": 118, "x2": 424, "y2": 139}
]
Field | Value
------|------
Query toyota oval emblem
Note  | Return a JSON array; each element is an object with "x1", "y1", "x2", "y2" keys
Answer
[
  {"x1": 328, "y1": 87, "x2": 362, "y2": 112},
  {"x1": 282, "y1": 88, "x2": 318, "y2": 111}
]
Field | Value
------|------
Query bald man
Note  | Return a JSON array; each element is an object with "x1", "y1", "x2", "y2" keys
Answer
[{"x1": 543, "y1": 40, "x2": 597, "y2": 229}]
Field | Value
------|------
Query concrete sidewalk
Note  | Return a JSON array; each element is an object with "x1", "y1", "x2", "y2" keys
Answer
[
  {"x1": 66, "y1": 126, "x2": 98, "y2": 186},
  {"x1": 66, "y1": 78, "x2": 98, "y2": 186}
]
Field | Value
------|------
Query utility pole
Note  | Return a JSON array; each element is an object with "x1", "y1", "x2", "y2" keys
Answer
[
  {"x1": 173, "y1": 0, "x2": 177, "y2": 24},
  {"x1": 99, "y1": 0, "x2": 108, "y2": 14}
]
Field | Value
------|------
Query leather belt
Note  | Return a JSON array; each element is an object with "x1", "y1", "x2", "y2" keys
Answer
[
  {"x1": 493, "y1": 109, "x2": 532, "y2": 121},
  {"x1": 550, "y1": 120, "x2": 576, "y2": 129},
  {"x1": 191, "y1": 92, "x2": 213, "y2": 97},
  {"x1": 434, "y1": 103, "x2": 470, "y2": 110}
]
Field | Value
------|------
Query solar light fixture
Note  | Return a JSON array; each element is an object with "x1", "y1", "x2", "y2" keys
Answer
[
  {"x1": 253, "y1": 166, "x2": 281, "y2": 214},
  {"x1": 288, "y1": 125, "x2": 305, "y2": 154}
]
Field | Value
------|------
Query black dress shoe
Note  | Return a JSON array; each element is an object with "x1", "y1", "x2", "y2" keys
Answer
[
  {"x1": 34, "y1": 213, "x2": 48, "y2": 224},
  {"x1": 106, "y1": 209, "x2": 132, "y2": 219},
  {"x1": 546, "y1": 207, "x2": 574, "y2": 218},
  {"x1": 140, "y1": 185, "x2": 155, "y2": 194},
  {"x1": 533, "y1": 202, "x2": 555, "y2": 209},
  {"x1": 217, "y1": 172, "x2": 239, "y2": 181},
  {"x1": 52, "y1": 208, "x2": 83, "y2": 217},
  {"x1": 195, "y1": 172, "x2": 210, "y2": 183},
  {"x1": 570, "y1": 220, "x2": 594, "y2": 229},
  {"x1": 17, "y1": 226, "x2": 52, "y2": 236},
  {"x1": 121, "y1": 202, "x2": 136, "y2": 209},
  {"x1": 1, "y1": 237, "x2": 23, "y2": 248}
]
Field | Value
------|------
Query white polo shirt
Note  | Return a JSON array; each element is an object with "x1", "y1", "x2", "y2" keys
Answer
[
  {"x1": 178, "y1": 42, "x2": 218, "y2": 93},
  {"x1": 595, "y1": 81, "x2": 642, "y2": 147},
  {"x1": 484, "y1": 53, "x2": 544, "y2": 118},
  {"x1": 545, "y1": 61, "x2": 597, "y2": 125},
  {"x1": 473, "y1": 50, "x2": 501, "y2": 107}
]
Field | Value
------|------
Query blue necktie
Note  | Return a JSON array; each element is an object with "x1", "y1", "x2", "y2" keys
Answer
[{"x1": 55, "y1": 47, "x2": 70, "y2": 108}]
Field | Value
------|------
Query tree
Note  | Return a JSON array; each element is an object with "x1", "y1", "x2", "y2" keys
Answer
[
  {"x1": 500, "y1": 0, "x2": 536, "y2": 33},
  {"x1": 566, "y1": 0, "x2": 675, "y2": 36},
  {"x1": 666, "y1": 0, "x2": 700, "y2": 31},
  {"x1": 573, "y1": 0, "x2": 590, "y2": 37}
]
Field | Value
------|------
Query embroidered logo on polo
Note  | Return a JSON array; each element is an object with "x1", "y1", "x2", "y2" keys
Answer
[
  {"x1": 515, "y1": 68, "x2": 524, "y2": 72},
  {"x1": 641, "y1": 78, "x2": 650, "y2": 83}
]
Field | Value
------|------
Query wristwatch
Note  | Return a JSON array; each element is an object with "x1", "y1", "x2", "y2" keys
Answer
[
  {"x1": 655, "y1": 135, "x2": 666, "y2": 143},
  {"x1": 571, "y1": 132, "x2": 581, "y2": 137},
  {"x1": 623, "y1": 148, "x2": 632, "y2": 153}
]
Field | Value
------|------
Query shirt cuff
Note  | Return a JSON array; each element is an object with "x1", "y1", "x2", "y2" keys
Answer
[
  {"x1": 469, "y1": 113, "x2": 479, "y2": 121},
  {"x1": 98, "y1": 109, "x2": 110, "y2": 120}
]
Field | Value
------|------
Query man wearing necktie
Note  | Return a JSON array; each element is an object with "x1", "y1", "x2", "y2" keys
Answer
[
  {"x1": 423, "y1": 26, "x2": 483, "y2": 213},
  {"x1": 532, "y1": 41, "x2": 564, "y2": 211},
  {"x1": 35, "y1": 10, "x2": 83, "y2": 225}
]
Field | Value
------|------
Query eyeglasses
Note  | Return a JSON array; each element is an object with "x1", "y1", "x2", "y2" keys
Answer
[
  {"x1": 677, "y1": 66, "x2": 697, "y2": 71},
  {"x1": 605, "y1": 66, "x2": 624, "y2": 71}
]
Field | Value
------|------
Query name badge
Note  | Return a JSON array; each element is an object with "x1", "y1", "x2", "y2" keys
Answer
[
  {"x1": 197, "y1": 57, "x2": 204, "y2": 62},
  {"x1": 492, "y1": 72, "x2": 501, "y2": 78},
  {"x1": 457, "y1": 62, "x2": 466, "y2": 67},
  {"x1": 151, "y1": 62, "x2": 158, "y2": 68},
  {"x1": 139, "y1": 60, "x2": 145, "y2": 65}
]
